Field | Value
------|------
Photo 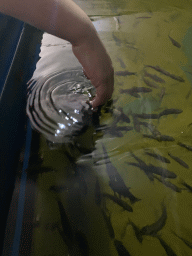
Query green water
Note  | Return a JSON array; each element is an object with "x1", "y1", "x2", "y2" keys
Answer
[{"x1": 27, "y1": 1, "x2": 192, "y2": 255}]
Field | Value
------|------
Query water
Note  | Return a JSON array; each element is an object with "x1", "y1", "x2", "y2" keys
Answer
[{"x1": 22, "y1": 2, "x2": 192, "y2": 256}]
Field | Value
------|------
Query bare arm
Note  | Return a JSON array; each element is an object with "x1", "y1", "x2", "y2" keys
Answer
[{"x1": 0, "y1": 0, "x2": 114, "y2": 108}]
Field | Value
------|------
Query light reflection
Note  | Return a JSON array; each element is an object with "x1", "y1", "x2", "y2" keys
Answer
[{"x1": 58, "y1": 123, "x2": 66, "y2": 129}]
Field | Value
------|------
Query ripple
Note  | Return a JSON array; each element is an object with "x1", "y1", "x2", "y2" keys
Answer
[{"x1": 26, "y1": 68, "x2": 96, "y2": 143}]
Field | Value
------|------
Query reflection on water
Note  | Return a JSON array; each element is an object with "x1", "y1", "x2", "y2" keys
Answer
[{"x1": 24, "y1": 3, "x2": 192, "y2": 256}]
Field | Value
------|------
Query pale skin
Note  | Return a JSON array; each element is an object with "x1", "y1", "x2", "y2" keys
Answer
[{"x1": 0, "y1": 0, "x2": 114, "y2": 108}]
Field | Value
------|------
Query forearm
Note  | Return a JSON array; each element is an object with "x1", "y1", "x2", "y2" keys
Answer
[{"x1": 0, "y1": 0, "x2": 98, "y2": 46}]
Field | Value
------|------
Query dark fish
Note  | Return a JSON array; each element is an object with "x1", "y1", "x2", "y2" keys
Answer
[
  {"x1": 145, "y1": 151, "x2": 170, "y2": 163},
  {"x1": 75, "y1": 231, "x2": 89, "y2": 256},
  {"x1": 143, "y1": 77, "x2": 159, "y2": 88},
  {"x1": 57, "y1": 200, "x2": 74, "y2": 247},
  {"x1": 115, "y1": 108, "x2": 131, "y2": 123},
  {"x1": 101, "y1": 209, "x2": 115, "y2": 239},
  {"x1": 181, "y1": 181, "x2": 192, "y2": 192},
  {"x1": 121, "y1": 87, "x2": 152, "y2": 94},
  {"x1": 148, "y1": 164, "x2": 177, "y2": 179},
  {"x1": 114, "y1": 239, "x2": 131, "y2": 256},
  {"x1": 127, "y1": 162, "x2": 154, "y2": 181},
  {"x1": 103, "y1": 193, "x2": 133, "y2": 212},
  {"x1": 139, "y1": 122, "x2": 161, "y2": 136},
  {"x1": 128, "y1": 220, "x2": 143, "y2": 243},
  {"x1": 140, "y1": 203, "x2": 167, "y2": 236},
  {"x1": 117, "y1": 57, "x2": 126, "y2": 68},
  {"x1": 132, "y1": 115, "x2": 141, "y2": 132},
  {"x1": 157, "y1": 236, "x2": 177, "y2": 256},
  {"x1": 144, "y1": 70, "x2": 165, "y2": 83},
  {"x1": 134, "y1": 113, "x2": 159, "y2": 119},
  {"x1": 178, "y1": 142, "x2": 192, "y2": 152},
  {"x1": 115, "y1": 71, "x2": 136, "y2": 76},
  {"x1": 112, "y1": 33, "x2": 122, "y2": 46},
  {"x1": 145, "y1": 65, "x2": 185, "y2": 82},
  {"x1": 159, "y1": 109, "x2": 183, "y2": 117},
  {"x1": 168, "y1": 35, "x2": 181, "y2": 48},
  {"x1": 49, "y1": 185, "x2": 69, "y2": 193},
  {"x1": 95, "y1": 179, "x2": 102, "y2": 205},
  {"x1": 155, "y1": 176, "x2": 182, "y2": 193},
  {"x1": 136, "y1": 16, "x2": 152, "y2": 19},
  {"x1": 143, "y1": 134, "x2": 175, "y2": 142},
  {"x1": 75, "y1": 165, "x2": 88, "y2": 195},
  {"x1": 109, "y1": 180, "x2": 140, "y2": 204},
  {"x1": 168, "y1": 153, "x2": 189, "y2": 169},
  {"x1": 171, "y1": 230, "x2": 192, "y2": 249},
  {"x1": 159, "y1": 87, "x2": 166, "y2": 101}
]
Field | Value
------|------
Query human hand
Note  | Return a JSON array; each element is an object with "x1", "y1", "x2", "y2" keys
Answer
[{"x1": 72, "y1": 36, "x2": 114, "y2": 109}]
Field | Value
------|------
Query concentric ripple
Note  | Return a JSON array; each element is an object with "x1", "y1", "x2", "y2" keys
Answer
[{"x1": 26, "y1": 68, "x2": 96, "y2": 143}]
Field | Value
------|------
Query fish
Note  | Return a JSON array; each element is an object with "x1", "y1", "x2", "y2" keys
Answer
[
  {"x1": 159, "y1": 109, "x2": 183, "y2": 117},
  {"x1": 157, "y1": 236, "x2": 178, "y2": 256},
  {"x1": 121, "y1": 87, "x2": 152, "y2": 94},
  {"x1": 140, "y1": 202, "x2": 167, "y2": 236},
  {"x1": 139, "y1": 122, "x2": 161, "y2": 136},
  {"x1": 112, "y1": 33, "x2": 122, "y2": 46},
  {"x1": 134, "y1": 113, "x2": 159, "y2": 119},
  {"x1": 143, "y1": 134, "x2": 175, "y2": 142},
  {"x1": 95, "y1": 179, "x2": 102, "y2": 205},
  {"x1": 155, "y1": 176, "x2": 182, "y2": 193},
  {"x1": 127, "y1": 162, "x2": 154, "y2": 181},
  {"x1": 128, "y1": 220, "x2": 143, "y2": 243},
  {"x1": 143, "y1": 77, "x2": 159, "y2": 88},
  {"x1": 117, "y1": 57, "x2": 126, "y2": 68},
  {"x1": 114, "y1": 239, "x2": 131, "y2": 256},
  {"x1": 148, "y1": 164, "x2": 177, "y2": 179},
  {"x1": 75, "y1": 231, "x2": 89, "y2": 256},
  {"x1": 145, "y1": 65, "x2": 185, "y2": 82},
  {"x1": 168, "y1": 35, "x2": 181, "y2": 48},
  {"x1": 181, "y1": 181, "x2": 192, "y2": 192},
  {"x1": 132, "y1": 115, "x2": 141, "y2": 132},
  {"x1": 115, "y1": 108, "x2": 131, "y2": 123},
  {"x1": 103, "y1": 193, "x2": 133, "y2": 212},
  {"x1": 144, "y1": 70, "x2": 165, "y2": 83},
  {"x1": 57, "y1": 200, "x2": 74, "y2": 247},
  {"x1": 178, "y1": 142, "x2": 192, "y2": 152},
  {"x1": 109, "y1": 180, "x2": 140, "y2": 204},
  {"x1": 115, "y1": 70, "x2": 136, "y2": 76},
  {"x1": 49, "y1": 185, "x2": 69, "y2": 193},
  {"x1": 168, "y1": 153, "x2": 189, "y2": 169},
  {"x1": 101, "y1": 209, "x2": 115, "y2": 239},
  {"x1": 74, "y1": 165, "x2": 88, "y2": 195},
  {"x1": 145, "y1": 151, "x2": 170, "y2": 163},
  {"x1": 171, "y1": 230, "x2": 192, "y2": 249},
  {"x1": 136, "y1": 16, "x2": 152, "y2": 19}
]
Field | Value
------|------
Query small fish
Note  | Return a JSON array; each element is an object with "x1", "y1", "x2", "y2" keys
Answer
[
  {"x1": 157, "y1": 236, "x2": 177, "y2": 256},
  {"x1": 75, "y1": 231, "x2": 89, "y2": 256},
  {"x1": 57, "y1": 200, "x2": 74, "y2": 247},
  {"x1": 148, "y1": 164, "x2": 177, "y2": 179},
  {"x1": 117, "y1": 57, "x2": 126, "y2": 68},
  {"x1": 159, "y1": 109, "x2": 183, "y2": 117},
  {"x1": 178, "y1": 142, "x2": 192, "y2": 152},
  {"x1": 115, "y1": 108, "x2": 131, "y2": 123},
  {"x1": 128, "y1": 220, "x2": 143, "y2": 243},
  {"x1": 143, "y1": 77, "x2": 159, "y2": 88},
  {"x1": 95, "y1": 179, "x2": 102, "y2": 205},
  {"x1": 145, "y1": 151, "x2": 170, "y2": 163},
  {"x1": 114, "y1": 239, "x2": 131, "y2": 256},
  {"x1": 181, "y1": 181, "x2": 192, "y2": 192},
  {"x1": 115, "y1": 71, "x2": 136, "y2": 76},
  {"x1": 143, "y1": 134, "x2": 175, "y2": 142},
  {"x1": 132, "y1": 115, "x2": 141, "y2": 132},
  {"x1": 155, "y1": 176, "x2": 182, "y2": 193},
  {"x1": 168, "y1": 35, "x2": 181, "y2": 48},
  {"x1": 171, "y1": 230, "x2": 192, "y2": 249},
  {"x1": 136, "y1": 16, "x2": 152, "y2": 19},
  {"x1": 144, "y1": 70, "x2": 165, "y2": 83},
  {"x1": 121, "y1": 87, "x2": 152, "y2": 94},
  {"x1": 159, "y1": 87, "x2": 166, "y2": 101},
  {"x1": 109, "y1": 180, "x2": 140, "y2": 204},
  {"x1": 168, "y1": 153, "x2": 189, "y2": 169},
  {"x1": 103, "y1": 193, "x2": 133, "y2": 212},
  {"x1": 112, "y1": 33, "x2": 122, "y2": 46},
  {"x1": 134, "y1": 113, "x2": 159, "y2": 119},
  {"x1": 127, "y1": 162, "x2": 154, "y2": 181},
  {"x1": 49, "y1": 185, "x2": 69, "y2": 193},
  {"x1": 139, "y1": 122, "x2": 161, "y2": 136},
  {"x1": 140, "y1": 203, "x2": 167, "y2": 236},
  {"x1": 145, "y1": 65, "x2": 185, "y2": 82},
  {"x1": 101, "y1": 209, "x2": 115, "y2": 239},
  {"x1": 75, "y1": 166, "x2": 88, "y2": 195}
]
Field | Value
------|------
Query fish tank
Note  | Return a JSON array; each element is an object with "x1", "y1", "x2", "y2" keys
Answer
[{"x1": 2, "y1": 0, "x2": 192, "y2": 255}]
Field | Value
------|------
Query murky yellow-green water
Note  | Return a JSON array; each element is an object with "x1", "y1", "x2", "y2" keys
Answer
[{"x1": 27, "y1": 1, "x2": 192, "y2": 255}]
